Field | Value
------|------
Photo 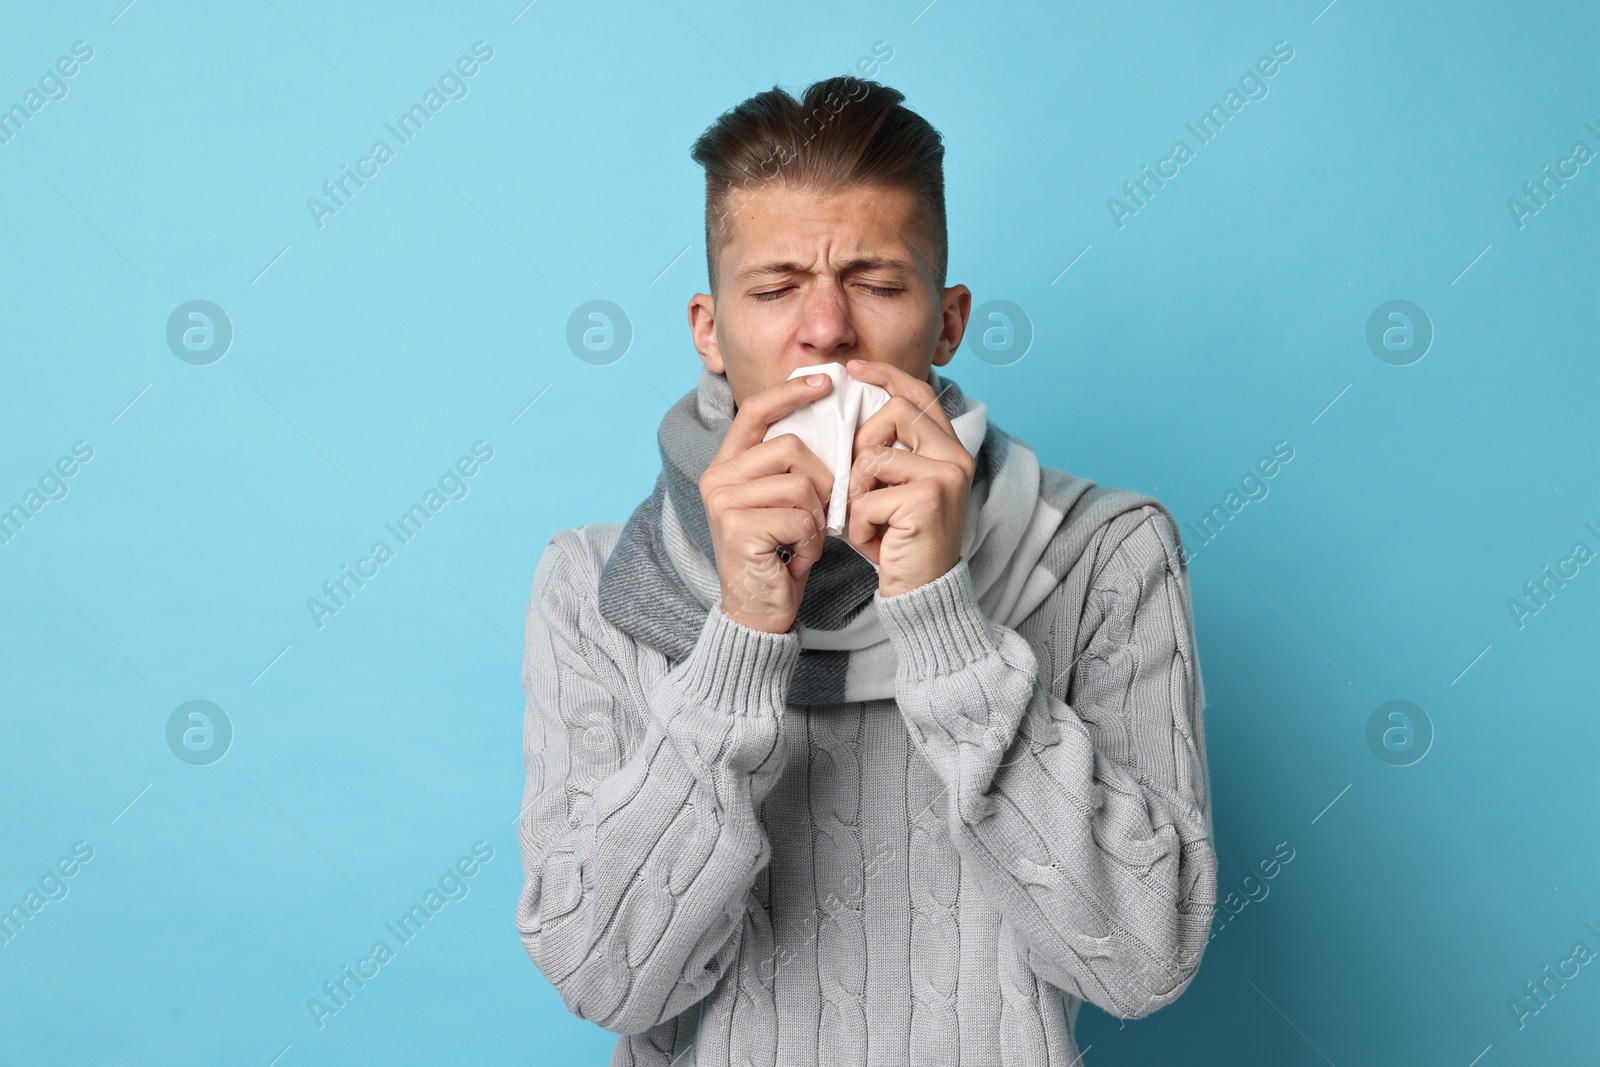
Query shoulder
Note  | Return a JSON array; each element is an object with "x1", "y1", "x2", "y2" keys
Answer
[
  {"x1": 534, "y1": 522, "x2": 626, "y2": 585},
  {"x1": 1033, "y1": 460, "x2": 1190, "y2": 596},
  {"x1": 1065, "y1": 501, "x2": 1198, "y2": 687},
  {"x1": 1030, "y1": 463, "x2": 1193, "y2": 637},
  {"x1": 1086, "y1": 504, "x2": 1186, "y2": 596},
  {"x1": 524, "y1": 520, "x2": 653, "y2": 697},
  {"x1": 526, "y1": 521, "x2": 627, "y2": 633}
]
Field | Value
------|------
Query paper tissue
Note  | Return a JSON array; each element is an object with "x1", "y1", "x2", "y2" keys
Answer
[{"x1": 761, "y1": 362, "x2": 909, "y2": 561}]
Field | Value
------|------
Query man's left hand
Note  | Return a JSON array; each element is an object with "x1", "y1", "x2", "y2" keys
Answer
[{"x1": 842, "y1": 358, "x2": 975, "y2": 598}]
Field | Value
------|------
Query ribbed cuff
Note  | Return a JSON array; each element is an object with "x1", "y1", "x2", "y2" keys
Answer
[
  {"x1": 874, "y1": 557, "x2": 999, "y2": 680},
  {"x1": 672, "y1": 604, "x2": 802, "y2": 715}
]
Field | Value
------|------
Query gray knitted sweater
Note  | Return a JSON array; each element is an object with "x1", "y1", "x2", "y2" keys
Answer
[{"x1": 516, "y1": 505, "x2": 1214, "y2": 1066}]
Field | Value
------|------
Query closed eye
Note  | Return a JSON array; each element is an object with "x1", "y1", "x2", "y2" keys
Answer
[{"x1": 750, "y1": 284, "x2": 904, "y2": 302}]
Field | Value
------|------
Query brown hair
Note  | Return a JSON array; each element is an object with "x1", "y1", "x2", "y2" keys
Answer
[{"x1": 689, "y1": 76, "x2": 948, "y2": 296}]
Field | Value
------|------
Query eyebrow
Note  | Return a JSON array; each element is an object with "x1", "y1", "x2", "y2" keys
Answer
[{"x1": 734, "y1": 255, "x2": 916, "y2": 283}]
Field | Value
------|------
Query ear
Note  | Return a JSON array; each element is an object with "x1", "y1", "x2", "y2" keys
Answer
[
  {"x1": 688, "y1": 292, "x2": 724, "y2": 374},
  {"x1": 932, "y1": 283, "x2": 971, "y2": 367}
]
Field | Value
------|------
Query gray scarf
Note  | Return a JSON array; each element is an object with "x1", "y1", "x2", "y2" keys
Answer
[{"x1": 598, "y1": 365, "x2": 1184, "y2": 706}]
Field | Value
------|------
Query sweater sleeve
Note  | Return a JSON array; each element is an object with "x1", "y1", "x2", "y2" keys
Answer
[
  {"x1": 873, "y1": 506, "x2": 1216, "y2": 1020},
  {"x1": 515, "y1": 530, "x2": 801, "y2": 1036}
]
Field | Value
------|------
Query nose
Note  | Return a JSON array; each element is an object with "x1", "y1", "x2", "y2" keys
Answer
[{"x1": 794, "y1": 279, "x2": 856, "y2": 359}]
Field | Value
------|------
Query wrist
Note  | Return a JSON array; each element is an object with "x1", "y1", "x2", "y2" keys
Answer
[
  {"x1": 875, "y1": 557, "x2": 999, "y2": 680},
  {"x1": 876, "y1": 548, "x2": 963, "y2": 599},
  {"x1": 674, "y1": 603, "x2": 801, "y2": 714}
]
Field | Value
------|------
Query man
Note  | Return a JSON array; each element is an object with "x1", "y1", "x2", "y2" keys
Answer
[{"x1": 516, "y1": 76, "x2": 1215, "y2": 1066}]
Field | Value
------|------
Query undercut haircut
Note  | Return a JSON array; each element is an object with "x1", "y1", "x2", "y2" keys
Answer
[{"x1": 688, "y1": 77, "x2": 948, "y2": 297}]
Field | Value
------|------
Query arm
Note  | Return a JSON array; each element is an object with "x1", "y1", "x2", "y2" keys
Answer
[
  {"x1": 515, "y1": 530, "x2": 800, "y2": 1035},
  {"x1": 874, "y1": 506, "x2": 1215, "y2": 1019}
]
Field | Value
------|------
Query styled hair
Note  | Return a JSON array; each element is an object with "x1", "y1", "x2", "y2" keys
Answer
[{"x1": 688, "y1": 76, "x2": 947, "y2": 296}]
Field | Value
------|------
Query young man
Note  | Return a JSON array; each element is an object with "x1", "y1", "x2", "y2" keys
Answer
[{"x1": 516, "y1": 77, "x2": 1215, "y2": 1066}]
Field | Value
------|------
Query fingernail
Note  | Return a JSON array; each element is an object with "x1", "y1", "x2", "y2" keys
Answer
[{"x1": 806, "y1": 374, "x2": 826, "y2": 386}]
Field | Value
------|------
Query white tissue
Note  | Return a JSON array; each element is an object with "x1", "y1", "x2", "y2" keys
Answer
[{"x1": 761, "y1": 361, "x2": 909, "y2": 544}]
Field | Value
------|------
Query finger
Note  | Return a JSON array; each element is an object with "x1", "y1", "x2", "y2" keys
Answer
[
  {"x1": 846, "y1": 442, "x2": 964, "y2": 501},
  {"x1": 704, "y1": 431, "x2": 835, "y2": 511},
  {"x1": 844, "y1": 359, "x2": 959, "y2": 441},
  {"x1": 725, "y1": 506, "x2": 828, "y2": 574},
  {"x1": 708, "y1": 473, "x2": 828, "y2": 533},
  {"x1": 775, "y1": 507, "x2": 830, "y2": 578},
  {"x1": 845, "y1": 482, "x2": 922, "y2": 549},
  {"x1": 852, "y1": 395, "x2": 971, "y2": 473},
  {"x1": 717, "y1": 372, "x2": 834, "y2": 463},
  {"x1": 710, "y1": 471, "x2": 826, "y2": 513}
]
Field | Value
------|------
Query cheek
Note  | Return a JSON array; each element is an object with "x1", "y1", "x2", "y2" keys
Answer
[
  {"x1": 858, "y1": 295, "x2": 930, "y2": 350},
  {"x1": 715, "y1": 320, "x2": 788, "y2": 397},
  {"x1": 718, "y1": 306, "x2": 788, "y2": 359},
  {"x1": 915, "y1": 307, "x2": 948, "y2": 356}
]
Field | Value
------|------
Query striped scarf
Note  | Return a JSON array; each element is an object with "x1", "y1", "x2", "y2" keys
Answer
[{"x1": 597, "y1": 364, "x2": 1182, "y2": 706}]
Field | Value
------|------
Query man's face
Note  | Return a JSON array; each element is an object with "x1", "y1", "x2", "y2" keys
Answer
[{"x1": 688, "y1": 182, "x2": 971, "y2": 408}]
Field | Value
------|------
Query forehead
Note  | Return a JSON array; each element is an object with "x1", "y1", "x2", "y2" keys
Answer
[{"x1": 720, "y1": 183, "x2": 922, "y2": 277}]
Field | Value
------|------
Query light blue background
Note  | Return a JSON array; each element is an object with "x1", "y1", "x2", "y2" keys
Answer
[{"x1": 2, "y1": 1, "x2": 1597, "y2": 1064}]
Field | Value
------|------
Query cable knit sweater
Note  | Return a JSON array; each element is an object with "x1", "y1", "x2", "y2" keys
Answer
[{"x1": 516, "y1": 504, "x2": 1215, "y2": 1066}]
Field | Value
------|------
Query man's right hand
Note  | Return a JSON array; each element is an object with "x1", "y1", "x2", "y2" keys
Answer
[{"x1": 700, "y1": 371, "x2": 835, "y2": 634}]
